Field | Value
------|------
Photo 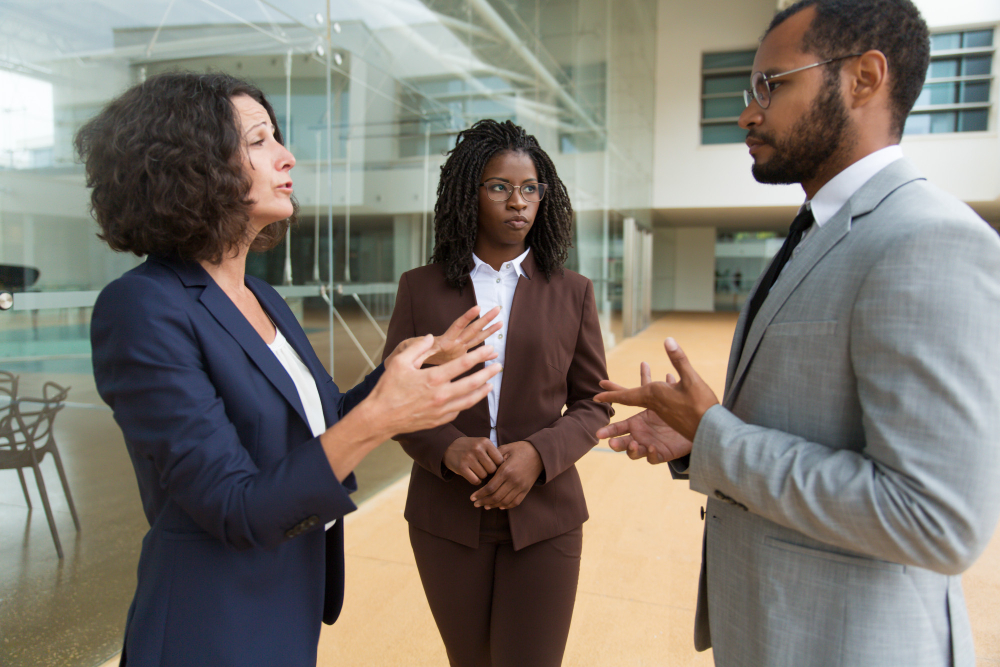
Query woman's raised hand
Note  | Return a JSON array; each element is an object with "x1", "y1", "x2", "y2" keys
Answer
[
  {"x1": 423, "y1": 306, "x2": 502, "y2": 366},
  {"x1": 370, "y1": 334, "x2": 501, "y2": 438}
]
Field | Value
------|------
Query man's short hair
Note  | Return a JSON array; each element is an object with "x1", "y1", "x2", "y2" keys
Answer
[{"x1": 767, "y1": 0, "x2": 930, "y2": 138}]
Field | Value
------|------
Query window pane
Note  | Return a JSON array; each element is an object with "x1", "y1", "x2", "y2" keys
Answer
[
  {"x1": 962, "y1": 55, "x2": 992, "y2": 76},
  {"x1": 963, "y1": 30, "x2": 994, "y2": 48},
  {"x1": 959, "y1": 109, "x2": 989, "y2": 132},
  {"x1": 931, "y1": 32, "x2": 962, "y2": 51},
  {"x1": 702, "y1": 123, "x2": 746, "y2": 144},
  {"x1": 703, "y1": 51, "x2": 756, "y2": 70},
  {"x1": 904, "y1": 113, "x2": 931, "y2": 135},
  {"x1": 929, "y1": 58, "x2": 959, "y2": 78},
  {"x1": 704, "y1": 74, "x2": 747, "y2": 95},
  {"x1": 930, "y1": 111, "x2": 957, "y2": 133},
  {"x1": 922, "y1": 82, "x2": 958, "y2": 105},
  {"x1": 961, "y1": 81, "x2": 991, "y2": 104},
  {"x1": 703, "y1": 97, "x2": 745, "y2": 119}
]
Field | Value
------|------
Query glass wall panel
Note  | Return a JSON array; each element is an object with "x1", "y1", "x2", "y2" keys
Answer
[{"x1": 0, "y1": 1, "x2": 656, "y2": 665}]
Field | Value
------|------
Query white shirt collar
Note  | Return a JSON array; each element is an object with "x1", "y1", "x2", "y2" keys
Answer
[
  {"x1": 471, "y1": 247, "x2": 531, "y2": 279},
  {"x1": 807, "y1": 145, "x2": 904, "y2": 227}
]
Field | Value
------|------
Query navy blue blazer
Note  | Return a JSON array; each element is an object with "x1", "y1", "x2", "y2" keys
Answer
[{"x1": 91, "y1": 255, "x2": 384, "y2": 667}]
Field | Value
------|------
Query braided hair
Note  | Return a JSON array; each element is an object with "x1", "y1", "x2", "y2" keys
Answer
[{"x1": 431, "y1": 119, "x2": 574, "y2": 289}]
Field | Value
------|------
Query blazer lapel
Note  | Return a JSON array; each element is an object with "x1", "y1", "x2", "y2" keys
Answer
[
  {"x1": 156, "y1": 257, "x2": 311, "y2": 428},
  {"x1": 725, "y1": 158, "x2": 926, "y2": 407},
  {"x1": 247, "y1": 280, "x2": 332, "y2": 424}
]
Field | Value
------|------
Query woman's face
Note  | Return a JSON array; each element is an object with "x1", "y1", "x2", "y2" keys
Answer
[
  {"x1": 232, "y1": 94, "x2": 295, "y2": 232},
  {"x1": 474, "y1": 150, "x2": 539, "y2": 259}
]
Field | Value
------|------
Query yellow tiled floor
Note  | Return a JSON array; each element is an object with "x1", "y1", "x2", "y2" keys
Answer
[{"x1": 101, "y1": 312, "x2": 1000, "y2": 666}]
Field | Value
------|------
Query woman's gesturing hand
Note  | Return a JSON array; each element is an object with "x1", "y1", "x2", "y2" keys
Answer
[
  {"x1": 469, "y1": 441, "x2": 543, "y2": 510},
  {"x1": 424, "y1": 305, "x2": 502, "y2": 366},
  {"x1": 444, "y1": 437, "x2": 505, "y2": 485},
  {"x1": 369, "y1": 334, "x2": 501, "y2": 438}
]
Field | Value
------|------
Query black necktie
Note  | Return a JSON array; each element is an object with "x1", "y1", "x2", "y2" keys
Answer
[{"x1": 739, "y1": 207, "x2": 815, "y2": 355}]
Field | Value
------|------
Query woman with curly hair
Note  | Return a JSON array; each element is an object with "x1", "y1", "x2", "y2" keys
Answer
[
  {"x1": 384, "y1": 119, "x2": 612, "y2": 666},
  {"x1": 79, "y1": 72, "x2": 502, "y2": 667}
]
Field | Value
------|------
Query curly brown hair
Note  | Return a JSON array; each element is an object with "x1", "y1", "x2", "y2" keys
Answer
[
  {"x1": 431, "y1": 119, "x2": 574, "y2": 290},
  {"x1": 74, "y1": 71, "x2": 294, "y2": 264}
]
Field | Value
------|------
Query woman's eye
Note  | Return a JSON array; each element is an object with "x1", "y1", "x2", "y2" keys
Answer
[
  {"x1": 522, "y1": 185, "x2": 537, "y2": 195},
  {"x1": 489, "y1": 183, "x2": 508, "y2": 193}
]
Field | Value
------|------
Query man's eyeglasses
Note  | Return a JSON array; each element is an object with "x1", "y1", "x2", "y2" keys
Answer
[
  {"x1": 480, "y1": 180, "x2": 547, "y2": 203},
  {"x1": 742, "y1": 53, "x2": 862, "y2": 109}
]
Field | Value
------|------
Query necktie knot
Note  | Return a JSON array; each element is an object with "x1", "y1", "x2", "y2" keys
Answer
[{"x1": 787, "y1": 207, "x2": 815, "y2": 245}]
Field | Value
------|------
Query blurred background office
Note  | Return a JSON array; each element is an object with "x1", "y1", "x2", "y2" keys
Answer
[{"x1": 0, "y1": 1, "x2": 996, "y2": 665}]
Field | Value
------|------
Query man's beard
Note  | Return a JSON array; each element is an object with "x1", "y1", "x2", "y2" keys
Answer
[{"x1": 749, "y1": 77, "x2": 852, "y2": 186}]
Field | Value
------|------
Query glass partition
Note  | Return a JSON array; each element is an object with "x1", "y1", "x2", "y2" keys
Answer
[{"x1": 0, "y1": 1, "x2": 655, "y2": 664}]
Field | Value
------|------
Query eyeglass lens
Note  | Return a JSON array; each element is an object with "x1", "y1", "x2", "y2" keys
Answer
[
  {"x1": 744, "y1": 71, "x2": 770, "y2": 109},
  {"x1": 484, "y1": 182, "x2": 547, "y2": 202}
]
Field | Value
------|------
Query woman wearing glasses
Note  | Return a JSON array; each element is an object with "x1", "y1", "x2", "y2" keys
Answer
[{"x1": 384, "y1": 119, "x2": 612, "y2": 667}]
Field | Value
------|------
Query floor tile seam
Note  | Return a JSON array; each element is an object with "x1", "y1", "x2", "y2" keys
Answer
[
  {"x1": 344, "y1": 475, "x2": 410, "y2": 524},
  {"x1": 576, "y1": 588, "x2": 696, "y2": 613},
  {"x1": 344, "y1": 552, "x2": 415, "y2": 568}
]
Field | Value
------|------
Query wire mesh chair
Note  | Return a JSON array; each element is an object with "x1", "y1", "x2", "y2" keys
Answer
[{"x1": 0, "y1": 380, "x2": 81, "y2": 558}]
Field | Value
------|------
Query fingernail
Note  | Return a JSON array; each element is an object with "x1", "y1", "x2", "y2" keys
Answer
[{"x1": 665, "y1": 337, "x2": 678, "y2": 351}]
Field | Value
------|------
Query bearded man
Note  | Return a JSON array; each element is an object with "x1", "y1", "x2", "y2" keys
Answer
[{"x1": 596, "y1": 1, "x2": 1000, "y2": 665}]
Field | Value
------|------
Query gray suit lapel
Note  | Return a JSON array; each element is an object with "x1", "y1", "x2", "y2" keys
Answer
[{"x1": 724, "y1": 157, "x2": 925, "y2": 407}]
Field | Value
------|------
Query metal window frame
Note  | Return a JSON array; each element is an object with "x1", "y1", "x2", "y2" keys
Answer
[{"x1": 908, "y1": 27, "x2": 996, "y2": 134}]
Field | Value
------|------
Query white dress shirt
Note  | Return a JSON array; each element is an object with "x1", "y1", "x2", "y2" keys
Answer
[
  {"x1": 470, "y1": 248, "x2": 530, "y2": 446},
  {"x1": 268, "y1": 325, "x2": 338, "y2": 529},
  {"x1": 797, "y1": 145, "x2": 905, "y2": 250},
  {"x1": 268, "y1": 326, "x2": 326, "y2": 438}
]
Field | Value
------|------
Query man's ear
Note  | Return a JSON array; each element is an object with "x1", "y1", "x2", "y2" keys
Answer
[{"x1": 847, "y1": 49, "x2": 889, "y2": 109}]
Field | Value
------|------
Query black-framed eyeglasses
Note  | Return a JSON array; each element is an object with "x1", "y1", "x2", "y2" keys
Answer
[
  {"x1": 742, "y1": 53, "x2": 862, "y2": 109},
  {"x1": 479, "y1": 180, "x2": 547, "y2": 202}
]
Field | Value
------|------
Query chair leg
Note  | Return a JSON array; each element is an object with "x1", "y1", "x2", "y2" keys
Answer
[
  {"x1": 29, "y1": 460, "x2": 64, "y2": 559},
  {"x1": 16, "y1": 468, "x2": 33, "y2": 509},
  {"x1": 49, "y1": 448, "x2": 81, "y2": 532}
]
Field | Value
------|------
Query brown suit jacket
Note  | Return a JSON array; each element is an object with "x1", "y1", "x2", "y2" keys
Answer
[{"x1": 383, "y1": 251, "x2": 612, "y2": 551}]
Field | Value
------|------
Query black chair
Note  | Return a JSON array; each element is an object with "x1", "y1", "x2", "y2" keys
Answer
[
  {"x1": 0, "y1": 370, "x2": 16, "y2": 404},
  {"x1": 0, "y1": 381, "x2": 81, "y2": 558},
  {"x1": 0, "y1": 264, "x2": 40, "y2": 291}
]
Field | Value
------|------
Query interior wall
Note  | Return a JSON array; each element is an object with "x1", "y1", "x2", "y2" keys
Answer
[{"x1": 651, "y1": 226, "x2": 716, "y2": 312}]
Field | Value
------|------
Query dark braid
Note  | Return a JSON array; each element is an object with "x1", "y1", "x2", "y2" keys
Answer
[{"x1": 431, "y1": 119, "x2": 574, "y2": 289}]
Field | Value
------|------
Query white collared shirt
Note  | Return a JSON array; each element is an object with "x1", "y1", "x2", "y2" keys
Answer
[
  {"x1": 268, "y1": 326, "x2": 338, "y2": 530},
  {"x1": 470, "y1": 248, "x2": 530, "y2": 446},
  {"x1": 797, "y1": 145, "x2": 905, "y2": 249}
]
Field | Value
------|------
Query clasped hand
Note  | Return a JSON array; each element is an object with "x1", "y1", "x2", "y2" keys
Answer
[
  {"x1": 444, "y1": 437, "x2": 542, "y2": 510},
  {"x1": 594, "y1": 337, "x2": 719, "y2": 464}
]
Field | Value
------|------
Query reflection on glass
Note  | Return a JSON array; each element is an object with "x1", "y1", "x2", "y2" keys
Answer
[
  {"x1": 702, "y1": 124, "x2": 747, "y2": 145},
  {"x1": 963, "y1": 29, "x2": 994, "y2": 48},
  {"x1": 962, "y1": 55, "x2": 992, "y2": 77},
  {"x1": 961, "y1": 81, "x2": 990, "y2": 104},
  {"x1": 702, "y1": 96, "x2": 746, "y2": 120},
  {"x1": 959, "y1": 109, "x2": 989, "y2": 132},
  {"x1": 931, "y1": 32, "x2": 962, "y2": 51},
  {"x1": 704, "y1": 74, "x2": 747, "y2": 95}
]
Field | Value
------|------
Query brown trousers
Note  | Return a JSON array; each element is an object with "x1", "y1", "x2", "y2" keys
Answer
[{"x1": 409, "y1": 508, "x2": 583, "y2": 667}]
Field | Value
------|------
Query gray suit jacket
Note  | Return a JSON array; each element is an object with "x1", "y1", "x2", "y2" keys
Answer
[{"x1": 682, "y1": 158, "x2": 1000, "y2": 666}]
